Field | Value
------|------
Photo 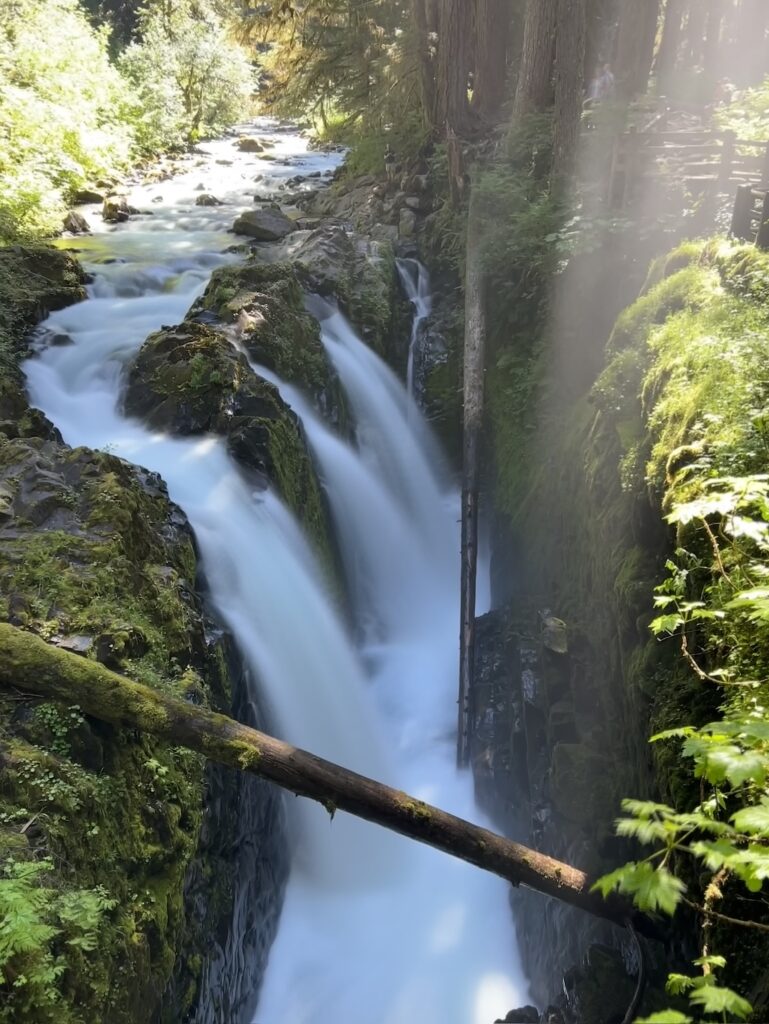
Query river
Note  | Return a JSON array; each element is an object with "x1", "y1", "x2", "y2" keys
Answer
[{"x1": 24, "y1": 119, "x2": 530, "y2": 1024}]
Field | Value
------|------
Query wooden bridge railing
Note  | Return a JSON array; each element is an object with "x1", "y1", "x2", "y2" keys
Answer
[{"x1": 608, "y1": 127, "x2": 769, "y2": 210}]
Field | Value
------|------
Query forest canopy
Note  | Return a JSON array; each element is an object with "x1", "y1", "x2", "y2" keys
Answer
[{"x1": 0, "y1": 0, "x2": 255, "y2": 242}]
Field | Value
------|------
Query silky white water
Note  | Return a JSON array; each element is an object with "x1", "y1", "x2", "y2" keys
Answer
[
  {"x1": 24, "y1": 120, "x2": 529, "y2": 1022},
  {"x1": 396, "y1": 258, "x2": 432, "y2": 398}
]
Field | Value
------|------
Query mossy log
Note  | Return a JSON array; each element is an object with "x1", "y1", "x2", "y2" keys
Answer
[{"x1": 0, "y1": 623, "x2": 658, "y2": 937}]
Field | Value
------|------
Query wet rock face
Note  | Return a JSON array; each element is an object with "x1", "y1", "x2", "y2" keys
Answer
[{"x1": 472, "y1": 609, "x2": 645, "y2": 1022}]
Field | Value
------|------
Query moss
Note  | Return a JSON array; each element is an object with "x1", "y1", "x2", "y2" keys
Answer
[
  {"x1": 198, "y1": 259, "x2": 334, "y2": 403},
  {"x1": 0, "y1": 439, "x2": 229, "y2": 1024}
]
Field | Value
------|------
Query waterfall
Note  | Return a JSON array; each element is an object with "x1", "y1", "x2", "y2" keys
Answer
[
  {"x1": 396, "y1": 257, "x2": 432, "y2": 398},
  {"x1": 23, "y1": 120, "x2": 529, "y2": 1024}
]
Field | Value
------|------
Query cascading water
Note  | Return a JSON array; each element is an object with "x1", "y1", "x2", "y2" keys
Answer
[
  {"x1": 23, "y1": 120, "x2": 530, "y2": 1023},
  {"x1": 395, "y1": 258, "x2": 432, "y2": 398}
]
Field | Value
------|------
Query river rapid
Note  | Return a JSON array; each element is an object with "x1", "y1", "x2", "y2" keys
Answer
[{"x1": 24, "y1": 120, "x2": 530, "y2": 1024}]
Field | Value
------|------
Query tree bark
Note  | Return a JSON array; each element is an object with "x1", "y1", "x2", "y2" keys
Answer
[
  {"x1": 411, "y1": 0, "x2": 437, "y2": 131},
  {"x1": 655, "y1": 0, "x2": 686, "y2": 94},
  {"x1": 434, "y1": 0, "x2": 473, "y2": 134},
  {"x1": 0, "y1": 622, "x2": 659, "y2": 937},
  {"x1": 513, "y1": 0, "x2": 558, "y2": 118},
  {"x1": 471, "y1": 0, "x2": 512, "y2": 121},
  {"x1": 458, "y1": 200, "x2": 485, "y2": 768},
  {"x1": 615, "y1": 0, "x2": 661, "y2": 98},
  {"x1": 733, "y1": 0, "x2": 769, "y2": 88},
  {"x1": 552, "y1": 0, "x2": 587, "y2": 185}
]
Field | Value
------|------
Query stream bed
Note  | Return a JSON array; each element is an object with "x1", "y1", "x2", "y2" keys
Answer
[{"x1": 24, "y1": 119, "x2": 530, "y2": 1024}]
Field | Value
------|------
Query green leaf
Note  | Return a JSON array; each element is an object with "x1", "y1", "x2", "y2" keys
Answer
[
  {"x1": 732, "y1": 800, "x2": 769, "y2": 836},
  {"x1": 693, "y1": 954, "x2": 727, "y2": 969},
  {"x1": 666, "y1": 973, "x2": 697, "y2": 995},
  {"x1": 650, "y1": 614, "x2": 683, "y2": 634},
  {"x1": 634, "y1": 1012, "x2": 692, "y2": 1024},
  {"x1": 689, "y1": 984, "x2": 752, "y2": 1019},
  {"x1": 650, "y1": 727, "x2": 695, "y2": 743},
  {"x1": 592, "y1": 862, "x2": 685, "y2": 915}
]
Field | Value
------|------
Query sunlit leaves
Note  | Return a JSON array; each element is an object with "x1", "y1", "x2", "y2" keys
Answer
[
  {"x1": 688, "y1": 983, "x2": 752, "y2": 1019},
  {"x1": 592, "y1": 861, "x2": 686, "y2": 915},
  {"x1": 635, "y1": 1012, "x2": 692, "y2": 1024}
]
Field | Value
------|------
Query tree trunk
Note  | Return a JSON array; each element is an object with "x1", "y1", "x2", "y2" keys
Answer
[
  {"x1": 733, "y1": 0, "x2": 769, "y2": 88},
  {"x1": 411, "y1": 0, "x2": 436, "y2": 131},
  {"x1": 434, "y1": 0, "x2": 473, "y2": 134},
  {"x1": 683, "y1": 0, "x2": 707, "y2": 67},
  {"x1": 0, "y1": 622, "x2": 659, "y2": 937},
  {"x1": 615, "y1": 0, "x2": 661, "y2": 98},
  {"x1": 552, "y1": 0, "x2": 587, "y2": 185},
  {"x1": 513, "y1": 0, "x2": 558, "y2": 118},
  {"x1": 458, "y1": 199, "x2": 485, "y2": 768},
  {"x1": 655, "y1": 0, "x2": 686, "y2": 94},
  {"x1": 701, "y1": 0, "x2": 725, "y2": 101},
  {"x1": 471, "y1": 0, "x2": 512, "y2": 121}
]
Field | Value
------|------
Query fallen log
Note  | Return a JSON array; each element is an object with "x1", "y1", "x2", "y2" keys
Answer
[{"x1": 0, "y1": 623, "x2": 658, "y2": 938}]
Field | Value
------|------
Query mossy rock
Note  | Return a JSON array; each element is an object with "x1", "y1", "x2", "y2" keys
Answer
[
  {"x1": 124, "y1": 319, "x2": 335, "y2": 572},
  {"x1": 0, "y1": 245, "x2": 85, "y2": 439},
  {"x1": 0, "y1": 437, "x2": 231, "y2": 1024},
  {"x1": 197, "y1": 259, "x2": 340, "y2": 417}
]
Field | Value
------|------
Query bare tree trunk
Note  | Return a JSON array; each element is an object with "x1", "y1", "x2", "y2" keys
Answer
[
  {"x1": 411, "y1": 0, "x2": 437, "y2": 130},
  {"x1": 471, "y1": 0, "x2": 512, "y2": 121},
  {"x1": 733, "y1": 0, "x2": 769, "y2": 87},
  {"x1": 513, "y1": 0, "x2": 558, "y2": 118},
  {"x1": 615, "y1": 0, "x2": 661, "y2": 98},
  {"x1": 655, "y1": 0, "x2": 686, "y2": 94},
  {"x1": 434, "y1": 0, "x2": 473, "y2": 133},
  {"x1": 683, "y1": 0, "x2": 707, "y2": 67},
  {"x1": 701, "y1": 0, "x2": 725, "y2": 100},
  {"x1": 458, "y1": 200, "x2": 485, "y2": 768},
  {"x1": 552, "y1": 0, "x2": 587, "y2": 184},
  {"x1": 0, "y1": 623, "x2": 659, "y2": 936}
]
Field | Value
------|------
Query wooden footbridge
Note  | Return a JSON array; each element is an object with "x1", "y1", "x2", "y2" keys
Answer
[{"x1": 608, "y1": 122, "x2": 769, "y2": 248}]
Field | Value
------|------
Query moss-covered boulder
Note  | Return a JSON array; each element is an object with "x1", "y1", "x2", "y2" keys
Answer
[
  {"x1": 197, "y1": 259, "x2": 341, "y2": 415},
  {"x1": 0, "y1": 245, "x2": 85, "y2": 439},
  {"x1": 123, "y1": 318, "x2": 334, "y2": 569},
  {"x1": 0, "y1": 435, "x2": 284, "y2": 1024}
]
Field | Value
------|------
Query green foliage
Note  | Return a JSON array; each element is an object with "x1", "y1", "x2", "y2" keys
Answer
[
  {"x1": 0, "y1": 0, "x2": 132, "y2": 240},
  {"x1": 119, "y1": 0, "x2": 255, "y2": 152},
  {"x1": 594, "y1": 242, "x2": 769, "y2": 1020},
  {"x1": 0, "y1": 857, "x2": 115, "y2": 1018},
  {"x1": 251, "y1": 0, "x2": 424, "y2": 170},
  {"x1": 715, "y1": 77, "x2": 769, "y2": 140},
  {"x1": 0, "y1": 0, "x2": 254, "y2": 241}
]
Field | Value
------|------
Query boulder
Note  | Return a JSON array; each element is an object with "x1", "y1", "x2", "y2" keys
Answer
[
  {"x1": 194, "y1": 259, "x2": 337, "y2": 418},
  {"x1": 235, "y1": 137, "x2": 264, "y2": 153},
  {"x1": 232, "y1": 208, "x2": 297, "y2": 241},
  {"x1": 63, "y1": 211, "x2": 90, "y2": 234},
  {"x1": 398, "y1": 207, "x2": 418, "y2": 239},
  {"x1": 72, "y1": 187, "x2": 104, "y2": 205},
  {"x1": 102, "y1": 196, "x2": 132, "y2": 224},
  {"x1": 495, "y1": 1008, "x2": 540, "y2": 1024},
  {"x1": 195, "y1": 193, "x2": 223, "y2": 207},
  {"x1": 287, "y1": 225, "x2": 355, "y2": 296}
]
